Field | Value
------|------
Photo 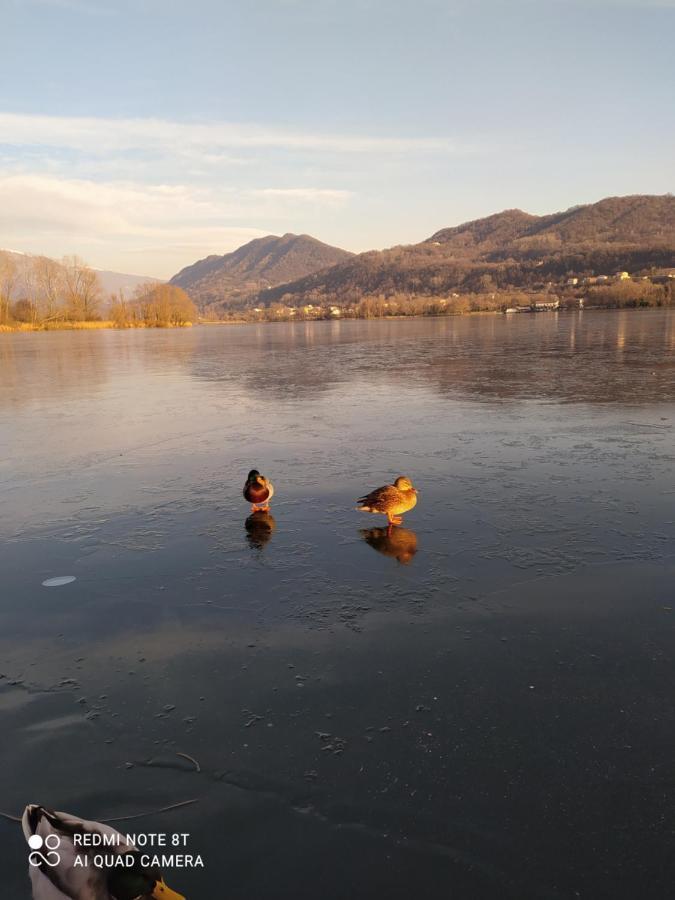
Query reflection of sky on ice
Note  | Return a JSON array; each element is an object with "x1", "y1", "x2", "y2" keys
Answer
[{"x1": 1, "y1": 311, "x2": 675, "y2": 898}]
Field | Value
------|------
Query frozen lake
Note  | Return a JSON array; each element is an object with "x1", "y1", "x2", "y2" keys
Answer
[{"x1": 1, "y1": 310, "x2": 674, "y2": 898}]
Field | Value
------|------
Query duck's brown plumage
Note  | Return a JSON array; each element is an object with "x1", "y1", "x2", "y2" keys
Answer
[
  {"x1": 357, "y1": 476, "x2": 418, "y2": 524},
  {"x1": 243, "y1": 469, "x2": 274, "y2": 508},
  {"x1": 244, "y1": 482, "x2": 270, "y2": 504}
]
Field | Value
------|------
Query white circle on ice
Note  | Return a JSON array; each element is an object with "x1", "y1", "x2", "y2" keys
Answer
[
  {"x1": 28, "y1": 835, "x2": 43, "y2": 850},
  {"x1": 42, "y1": 576, "x2": 76, "y2": 587}
]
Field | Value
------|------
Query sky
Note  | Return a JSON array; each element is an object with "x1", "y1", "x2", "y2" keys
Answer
[{"x1": 1, "y1": 0, "x2": 673, "y2": 278}]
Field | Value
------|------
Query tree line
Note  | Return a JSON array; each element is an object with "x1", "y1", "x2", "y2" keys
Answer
[
  {"x1": 0, "y1": 252, "x2": 196, "y2": 329},
  {"x1": 109, "y1": 284, "x2": 197, "y2": 327},
  {"x1": 213, "y1": 280, "x2": 673, "y2": 323},
  {"x1": 0, "y1": 252, "x2": 103, "y2": 325}
]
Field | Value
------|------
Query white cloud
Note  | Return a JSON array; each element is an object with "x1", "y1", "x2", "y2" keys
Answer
[
  {"x1": 0, "y1": 111, "x2": 457, "y2": 156},
  {"x1": 0, "y1": 173, "x2": 355, "y2": 232},
  {"x1": 0, "y1": 174, "x2": 213, "y2": 236},
  {"x1": 0, "y1": 111, "x2": 461, "y2": 275},
  {"x1": 0, "y1": 172, "x2": 355, "y2": 277}
]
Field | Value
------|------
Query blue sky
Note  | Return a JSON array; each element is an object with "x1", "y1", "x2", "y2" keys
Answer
[{"x1": 1, "y1": 0, "x2": 673, "y2": 277}]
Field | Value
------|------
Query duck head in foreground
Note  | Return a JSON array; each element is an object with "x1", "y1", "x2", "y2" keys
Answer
[
  {"x1": 243, "y1": 469, "x2": 275, "y2": 513},
  {"x1": 22, "y1": 805, "x2": 184, "y2": 900},
  {"x1": 356, "y1": 475, "x2": 418, "y2": 527}
]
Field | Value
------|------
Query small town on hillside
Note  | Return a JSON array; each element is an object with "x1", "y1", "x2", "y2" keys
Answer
[
  {"x1": 504, "y1": 270, "x2": 675, "y2": 314},
  {"x1": 241, "y1": 268, "x2": 675, "y2": 321}
]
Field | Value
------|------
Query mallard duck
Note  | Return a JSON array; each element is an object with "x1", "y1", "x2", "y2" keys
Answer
[
  {"x1": 22, "y1": 805, "x2": 184, "y2": 900},
  {"x1": 245, "y1": 509, "x2": 276, "y2": 549},
  {"x1": 357, "y1": 476, "x2": 418, "y2": 526},
  {"x1": 243, "y1": 469, "x2": 274, "y2": 513},
  {"x1": 360, "y1": 526, "x2": 418, "y2": 564}
]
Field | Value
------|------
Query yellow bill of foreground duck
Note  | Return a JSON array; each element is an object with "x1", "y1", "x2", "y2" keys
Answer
[
  {"x1": 22, "y1": 805, "x2": 185, "y2": 900},
  {"x1": 356, "y1": 475, "x2": 419, "y2": 526}
]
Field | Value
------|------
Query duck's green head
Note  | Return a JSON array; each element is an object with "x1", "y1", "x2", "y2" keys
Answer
[
  {"x1": 108, "y1": 863, "x2": 184, "y2": 900},
  {"x1": 247, "y1": 469, "x2": 261, "y2": 482}
]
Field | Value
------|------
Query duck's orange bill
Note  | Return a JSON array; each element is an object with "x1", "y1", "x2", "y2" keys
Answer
[{"x1": 152, "y1": 878, "x2": 185, "y2": 900}]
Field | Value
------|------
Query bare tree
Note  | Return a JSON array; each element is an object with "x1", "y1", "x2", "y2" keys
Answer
[
  {"x1": 34, "y1": 256, "x2": 66, "y2": 321},
  {"x1": 110, "y1": 289, "x2": 133, "y2": 326},
  {"x1": 132, "y1": 283, "x2": 197, "y2": 326},
  {"x1": 62, "y1": 256, "x2": 102, "y2": 320},
  {"x1": 0, "y1": 251, "x2": 17, "y2": 324}
]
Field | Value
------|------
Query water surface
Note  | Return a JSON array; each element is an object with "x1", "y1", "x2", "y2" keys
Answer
[{"x1": 1, "y1": 311, "x2": 674, "y2": 898}]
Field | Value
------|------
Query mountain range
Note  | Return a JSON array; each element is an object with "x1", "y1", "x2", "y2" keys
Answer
[
  {"x1": 169, "y1": 233, "x2": 352, "y2": 309},
  {"x1": 427, "y1": 194, "x2": 674, "y2": 251},
  {"x1": 5, "y1": 195, "x2": 674, "y2": 315},
  {"x1": 257, "y1": 195, "x2": 675, "y2": 308},
  {"x1": 168, "y1": 195, "x2": 674, "y2": 312}
]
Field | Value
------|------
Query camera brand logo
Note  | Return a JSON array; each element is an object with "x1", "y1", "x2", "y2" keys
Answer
[{"x1": 28, "y1": 834, "x2": 62, "y2": 868}]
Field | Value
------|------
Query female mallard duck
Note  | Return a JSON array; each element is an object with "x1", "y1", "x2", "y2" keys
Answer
[
  {"x1": 22, "y1": 805, "x2": 184, "y2": 900},
  {"x1": 243, "y1": 469, "x2": 274, "y2": 512},
  {"x1": 356, "y1": 476, "x2": 418, "y2": 526}
]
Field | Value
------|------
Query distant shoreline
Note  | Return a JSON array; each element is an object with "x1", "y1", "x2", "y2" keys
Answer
[{"x1": 0, "y1": 306, "x2": 667, "y2": 335}]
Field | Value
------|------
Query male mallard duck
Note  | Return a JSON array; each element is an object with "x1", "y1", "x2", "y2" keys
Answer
[
  {"x1": 360, "y1": 526, "x2": 418, "y2": 565},
  {"x1": 356, "y1": 476, "x2": 418, "y2": 526},
  {"x1": 22, "y1": 805, "x2": 184, "y2": 900},
  {"x1": 243, "y1": 469, "x2": 274, "y2": 512}
]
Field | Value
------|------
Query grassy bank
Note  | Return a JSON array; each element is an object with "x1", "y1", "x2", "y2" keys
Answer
[{"x1": 0, "y1": 321, "x2": 193, "y2": 333}]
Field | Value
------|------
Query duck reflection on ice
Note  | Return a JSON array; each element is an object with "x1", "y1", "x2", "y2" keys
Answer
[
  {"x1": 245, "y1": 510, "x2": 277, "y2": 549},
  {"x1": 360, "y1": 525, "x2": 418, "y2": 565}
]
